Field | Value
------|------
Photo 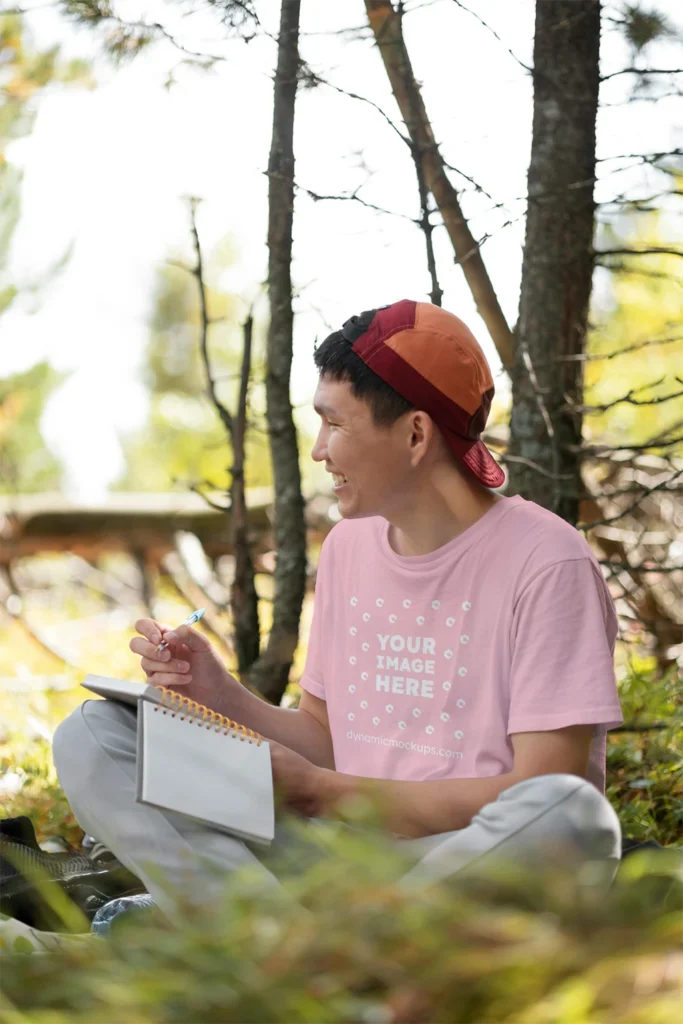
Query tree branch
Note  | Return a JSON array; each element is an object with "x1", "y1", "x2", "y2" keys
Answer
[
  {"x1": 549, "y1": 335, "x2": 682, "y2": 362},
  {"x1": 579, "y1": 466, "x2": 683, "y2": 529},
  {"x1": 596, "y1": 246, "x2": 683, "y2": 260},
  {"x1": 598, "y1": 562, "x2": 683, "y2": 575},
  {"x1": 577, "y1": 433, "x2": 683, "y2": 456},
  {"x1": 298, "y1": 183, "x2": 417, "y2": 222},
  {"x1": 449, "y1": 0, "x2": 532, "y2": 74},
  {"x1": 365, "y1": 0, "x2": 514, "y2": 369},
  {"x1": 185, "y1": 198, "x2": 234, "y2": 439},
  {"x1": 600, "y1": 67, "x2": 683, "y2": 82},
  {"x1": 498, "y1": 453, "x2": 574, "y2": 481},
  {"x1": 570, "y1": 378, "x2": 683, "y2": 413},
  {"x1": 305, "y1": 70, "x2": 409, "y2": 145},
  {"x1": 596, "y1": 147, "x2": 683, "y2": 163}
]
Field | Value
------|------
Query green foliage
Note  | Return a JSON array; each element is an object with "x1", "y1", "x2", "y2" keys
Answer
[
  {"x1": 116, "y1": 253, "x2": 273, "y2": 494},
  {"x1": 619, "y1": 4, "x2": 680, "y2": 54},
  {"x1": 607, "y1": 664, "x2": 683, "y2": 845},
  {"x1": 0, "y1": 739, "x2": 82, "y2": 848},
  {"x1": 0, "y1": 362, "x2": 67, "y2": 493},
  {"x1": 0, "y1": 12, "x2": 93, "y2": 496},
  {"x1": 588, "y1": 203, "x2": 683, "y2": 451},
  {"x1": 1, "y1": 828, "x2": 681, "y2": 1023},
  {"x1": 0, "y1": 10, "x2": 93, "y2": 236}
]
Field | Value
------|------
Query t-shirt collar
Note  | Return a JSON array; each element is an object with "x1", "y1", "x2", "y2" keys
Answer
[{"x1": 377, "y1": 495, "x2": 525, "y2": 574}]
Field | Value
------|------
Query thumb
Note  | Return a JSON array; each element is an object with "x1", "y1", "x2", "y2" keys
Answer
[{"x1": 162, "y1": 624, "x2": 213, "y2": 653}]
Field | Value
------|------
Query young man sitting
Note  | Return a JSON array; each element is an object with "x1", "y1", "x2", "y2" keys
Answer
[{"x1": 53, "y1": 300, "x2": 623, "y2": 907}]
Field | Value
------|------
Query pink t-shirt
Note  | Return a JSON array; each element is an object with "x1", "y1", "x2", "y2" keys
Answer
[{"x1": 300, "y1": 496, "x2": 623, "y2": 792}]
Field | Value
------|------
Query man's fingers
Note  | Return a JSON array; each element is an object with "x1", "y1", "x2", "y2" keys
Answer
[
  {"x1": 134, "y1": 618, "x2": 173, "y2": 645},
  {"x1": 141, "y1": 656, "x2": 190, "y2": 676},
  {"x1": 129, "y1": 637, "x2": 171, "y2": 661},
  {"x1": 146, "y1": 672, "x2": 193, "y2": 689},
  {"x1": 160, "y1": 624, "x2": 212, "y2": 653}
]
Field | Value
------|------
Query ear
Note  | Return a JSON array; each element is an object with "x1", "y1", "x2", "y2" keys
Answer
[{"x1": 408, "y1": 411, "x2": 434, "y2": 465}]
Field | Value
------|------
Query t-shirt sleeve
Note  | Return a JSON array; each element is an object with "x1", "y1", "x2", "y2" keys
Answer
[
  {"x1": 299, "y1": 537, "x2": 330, "y2": 700},
  {"x1": 508, "y1": 558, "x2": 623, "y2": 735}
]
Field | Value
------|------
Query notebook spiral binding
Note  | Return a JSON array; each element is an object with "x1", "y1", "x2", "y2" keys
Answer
[{"x1": 153, "y1": 685, "x2": 263, "y2": 745}]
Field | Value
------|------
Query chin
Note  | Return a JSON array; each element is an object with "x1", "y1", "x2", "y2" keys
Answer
[{"x1": 337, "y1": 501, "x2": 375, "y2": 521}]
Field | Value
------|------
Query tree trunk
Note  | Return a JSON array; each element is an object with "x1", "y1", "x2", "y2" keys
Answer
[
  {"x1": 230, "y1": 313, "x2": 261, "y2": 673},
  {"x1": 507, "y1": 1, "x2": 601, "y2": 524},
  {"x1": 247, "y1": 0, "x2": 307, "y2": 705},
  {"x1": 364, "y1": 0, "x2": 513, "y2": 368}
]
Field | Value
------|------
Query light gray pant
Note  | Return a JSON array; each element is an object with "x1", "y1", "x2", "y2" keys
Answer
[{"x1": 53, "y1": 700, "x2": 622, "y2": 912}]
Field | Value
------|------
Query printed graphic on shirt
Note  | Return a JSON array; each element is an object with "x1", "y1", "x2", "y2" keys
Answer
[{"x1": 344, "y1": 594, "x2": 472, "y2": 762}]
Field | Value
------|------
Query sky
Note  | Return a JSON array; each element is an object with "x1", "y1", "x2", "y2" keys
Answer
[{"x1": 3, "y1": 0, "x2": 682, "y2": 500}]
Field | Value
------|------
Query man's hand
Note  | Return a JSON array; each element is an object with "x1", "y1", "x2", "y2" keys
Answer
[
  {"x1": 130, "y1": 618, "x2": 243, "y2": 715},
  {"x1": 269, "y1": 740, "x2": 329, "y2": 818}
]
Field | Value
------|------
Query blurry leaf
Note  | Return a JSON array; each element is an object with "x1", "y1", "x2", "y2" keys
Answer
[
  {"x1": 115, "y1": 243, "x2": 272, "y2": 494},
  {"x1": 620, "y1": 4, "x2": 680, "y2": 53},
  {"x1": 12, "y1": 935, "x2": 34, "y2": 954}
]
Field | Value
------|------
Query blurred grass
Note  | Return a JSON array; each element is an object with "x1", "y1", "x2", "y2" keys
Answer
[{"x1": 1, "y1": 827, "x2": 681, "y2": 1023}]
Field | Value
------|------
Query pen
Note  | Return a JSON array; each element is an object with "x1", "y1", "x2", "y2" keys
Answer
[{"x1": 155, "y1": 608, "x2": 206, "y2": 653}]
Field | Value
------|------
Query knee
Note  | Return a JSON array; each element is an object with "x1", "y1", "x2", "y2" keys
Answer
[
  {"x1": 502, "y1": 773, "x2": 621, "y2": 862},
  {"x1": 53, "y1": 699, "x2": 134, "y2": 797},
  {"x1": 53, "y1": 701, "x2": 97, "y2": 795}
]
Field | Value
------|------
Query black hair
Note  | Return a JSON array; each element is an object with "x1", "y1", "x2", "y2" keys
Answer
[{"x1": 313, "y1": 308, "x2": 415, "y2": 427}]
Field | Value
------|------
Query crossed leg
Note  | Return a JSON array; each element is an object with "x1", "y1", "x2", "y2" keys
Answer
[{"x1": 53, "y1": 700, "x2": 621, "y2": 911}]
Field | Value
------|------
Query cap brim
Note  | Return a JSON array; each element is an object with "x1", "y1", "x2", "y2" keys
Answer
[{"x1": 441, "y1": 430, "x2": 505, "y2": 489}]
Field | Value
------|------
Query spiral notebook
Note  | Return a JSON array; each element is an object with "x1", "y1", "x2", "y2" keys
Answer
[{"x1": 81, "y1": 674, "x2": 274, "y2": 845}]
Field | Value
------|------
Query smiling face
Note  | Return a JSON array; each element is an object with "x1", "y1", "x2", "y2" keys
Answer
[{"x1": 311, "y1": 376, "x2": 423, "y2": 520}]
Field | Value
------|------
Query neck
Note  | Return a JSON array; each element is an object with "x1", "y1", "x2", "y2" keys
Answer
[{"x1": 386, "y1": 465, "x2": 504, "y2": 557}]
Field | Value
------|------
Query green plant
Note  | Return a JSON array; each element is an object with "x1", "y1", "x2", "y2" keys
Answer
[
  {"x1": 1, "y1": 826, "x2": 681, "y2": 1024},
  {"x1": 607, "y1": 665, "x2": 683, "y2": 845}
]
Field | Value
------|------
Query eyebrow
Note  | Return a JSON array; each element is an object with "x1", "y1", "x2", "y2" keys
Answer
[{"x1": 313, "y1": 402, "x2": 340, "y2": 418}]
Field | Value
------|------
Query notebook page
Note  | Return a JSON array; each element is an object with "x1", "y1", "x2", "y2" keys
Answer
[{"x1": 137, "y1": 700, "x2": 274, "y2": 845}]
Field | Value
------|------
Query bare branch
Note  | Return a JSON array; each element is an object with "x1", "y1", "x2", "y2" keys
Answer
[
  {"x1": 521, "y1": 347, "x2": 555, "y2": 441},
  {"x1": 600, "y1": 67, "x2": 683, "y2": 82},
  {"x1": 549, "y1": 334, "x2": 683, "y2": 363},
  {"x1": 598, "y1": 562, "x2": 683, "y2": 575},
  {"x1": 441, "y1": 160, "x2": 497, "y2": 205},
  {"x1": 596, "y1": 147, "x2": 683, "y2": 164},
  {"x1": 186, "y1": 198, "x2": 234, "y2": 439},
  {"x1": 577, "y1": 433, "x2": 683, "y2": 456},
  {"x1": 498, "y1": 453, "x2": 574, "y2": 481},
  {"x1": 570, "y1": 378, "x2": 683, "y2": 414},
  {"x1": 298, "y1": 183, "x2": 417, "y2": 222},
  {"x1": 596, "y1": 246, "x2": 683, "y2": 261},
  {"x1": 599, "y1": 262, "x2": 683, "y2": 284},
  {"x1": 188, "y1": 483, "x2": 230, "y2": 513},
  {"x1": 305, "y1": 70, "x2": 409, "y2": 145},
  {"x1": 449, "y1": 0, "x2": 532, "y2": 74},
  {"x1": 413, "y1": 149, "x2": 443, "y2": 306},
  {"x1": 579, "y1": 466, "x2": 683, "y2": 529}
]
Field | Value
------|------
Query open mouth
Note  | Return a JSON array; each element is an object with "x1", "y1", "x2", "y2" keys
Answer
[{"x1": 331, "y1": 473, "x2": 348, "y2": 491}]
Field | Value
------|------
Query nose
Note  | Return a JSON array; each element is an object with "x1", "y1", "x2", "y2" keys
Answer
[{"x1": 311, "y1": 425, "x2": 327, "y2": 463}]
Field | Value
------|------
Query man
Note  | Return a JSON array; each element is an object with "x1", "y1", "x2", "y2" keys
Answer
[{"x1": 53, "y1": 300, "x2": 623, "y2": 907}]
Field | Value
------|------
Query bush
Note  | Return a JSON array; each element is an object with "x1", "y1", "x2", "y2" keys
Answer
[
  {"x1": 607, "y1": 665, "x2": 683, "y2": 845},
  {"x1": 1, "y1": 825, "x2": 681, "y2": 1024}
]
